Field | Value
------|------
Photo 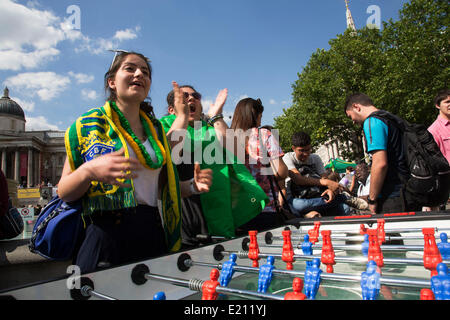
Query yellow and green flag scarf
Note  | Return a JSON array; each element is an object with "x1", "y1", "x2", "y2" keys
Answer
[{"x1": 65, "y1": 101, "x2": 182, "y2": 252}]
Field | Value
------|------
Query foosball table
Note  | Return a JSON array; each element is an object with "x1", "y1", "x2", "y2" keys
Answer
[{"x1": 1, "y1": 211, "x2": 449, "y2": 301}]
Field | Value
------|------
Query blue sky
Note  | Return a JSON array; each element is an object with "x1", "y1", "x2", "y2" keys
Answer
[{"x1": 0, "y1": 0, "x2": 408, "y2": 131}]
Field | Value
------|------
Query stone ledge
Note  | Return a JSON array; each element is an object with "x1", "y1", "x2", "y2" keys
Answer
[{"x1": 0, "y1": 239, "x2": 72, "y2": 292}]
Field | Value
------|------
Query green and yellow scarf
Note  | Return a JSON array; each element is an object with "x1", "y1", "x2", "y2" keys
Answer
[
  {"x1": 65, "y1": 101, "x2": 182, "y2": 252},
  {"x1": 160, "y1": 114, "x2": 268, "y2": 238}
]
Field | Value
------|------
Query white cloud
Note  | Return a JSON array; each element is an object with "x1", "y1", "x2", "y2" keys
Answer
[
  {"x1": 5, "y1": 72, "x2": 71, "y2": 101},
  {"x1": 269, "y1": 99, "x2": 277, "y2": 105},
  {"x1": 25, "y1": 115, "x2": 60, "y2": 131},
  {"x1": 68, "y1": 71, "x2": 94, "y2": 84},
  {"x1": 0, "y1": 0, "x2": 141, "y2": 70},
  {"x1": 81, "y1": 88, "x2": 99, "y2": 101},
  {"x1": 114, "y1": 27, "x2": 140, "y2": 41},
  {"x1": 75, "y1": 27, "x2": 141, "y2": 55},
  {"x1": 0, "y1": 0, "x2": 65, "y2": 70}
]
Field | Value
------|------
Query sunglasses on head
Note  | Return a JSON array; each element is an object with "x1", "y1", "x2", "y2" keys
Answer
[
  {"x1": 108, "y1": 49, "x2": 151, "y2": 71},
  {"x1": 183, "y1": 91, "x2": 202, "y2": 100}
]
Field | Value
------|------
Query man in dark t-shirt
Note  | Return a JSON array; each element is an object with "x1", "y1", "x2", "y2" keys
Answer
[{"x1": 344, "y1": 93, "x2": 420, "y2": 214}]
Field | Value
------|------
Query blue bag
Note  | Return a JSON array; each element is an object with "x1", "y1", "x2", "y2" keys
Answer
[
  {"x1": 29, "y1": 196, "x2": 83, "y2": 261},
  {"x1": 0, "y1": 199, "x2": 24, "y2": 240}
]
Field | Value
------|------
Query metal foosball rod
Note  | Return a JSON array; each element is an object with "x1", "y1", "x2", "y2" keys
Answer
[
  {"x1": 130, "y1": 263, "x2": 284, "y2": 300},
  {"x1": 221, "y1": 249, "x2": 450, "y2": 267},
  {"x1": 262, "y1": 243, "x2": 425, "y2": 252},
  {"x1": 268, "y1": 233, "x2": 426, "y2": 243},
  {"x1": 70, "y1": 277, "x2": 118, "y2": 300},
  {"x1": 298, "y1": 227, "x2": 450, "y2": 236},
  {"x1": 80, "y1": 285, "x2": 117, "y2": 300},
  {"x1": 179, "y1": 253, "x2": 431, "y2": 289}
]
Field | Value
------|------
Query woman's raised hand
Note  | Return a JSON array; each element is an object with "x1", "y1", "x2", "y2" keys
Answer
[{"x1": 208, "y1": 88, "x2": 228, "y2": 118}]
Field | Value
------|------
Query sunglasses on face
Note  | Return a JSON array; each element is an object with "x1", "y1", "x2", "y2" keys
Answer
[
  {"x1": 183, "y1": 91, "x2": 202, "y2": 100},
  {"x1": 108, "y1": 49, "x2": 151, "y2": 71}
]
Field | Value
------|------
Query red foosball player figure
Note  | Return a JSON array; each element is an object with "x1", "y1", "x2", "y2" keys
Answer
[
  {"x1": 284, "y1": 278, "x2": 307, "y2": 300},
  {"x1": 248, "y1": 230, "x2": 260, "y2": 267},
  {"x1": 321, "y1": 230, "x2": 335, "y2": 273},
  {"x1": 201, "y1": 269, "x2": 220, "y2": 300},
  {"x1": 308, "y1": 221, "x2": 321, "y2": 244},
  {"x1": 359, "y1": 224, "x2": 368, "y2": 235},
  {"x1": 282, "y1": 229, "x2": 295, "y2": 270},
  {"x1": 420, "y1": 288, "x2": 435, "y2": 300},
  {"x1": 423, "y1": 228, "x2": 442, "y2": 277},
  {"x1": 367, "y1": 229, "x2": 384, "y2": 268},
  {"x1": 377, "y1": 219, "x2": 386, "y2": 244}
]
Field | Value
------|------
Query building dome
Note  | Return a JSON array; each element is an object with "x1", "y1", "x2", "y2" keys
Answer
[{"x1": 0, "y1": 87, "x2": 25, "y2": 120}]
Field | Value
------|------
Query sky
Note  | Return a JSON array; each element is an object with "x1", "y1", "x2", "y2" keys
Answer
[{"x1": 0, "y1": 0, "x2": 409, "y2": 132}]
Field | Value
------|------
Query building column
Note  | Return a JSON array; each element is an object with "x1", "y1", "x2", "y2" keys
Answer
[
  {"x1": 37, "y1": 151, "x2": 42, "y2": 186},
  {"x1": 14, "y1": 150, "x2": 20, "y2": 183},
  {"x1": 27, "y1": 148, "x2": 33, "y2": 187},
  {"x1": 1, "y1": 150, "x2": 6, "y2": 174},
  {"x1": 50, "y1": 154, "x2": 56, "y2": 186}
]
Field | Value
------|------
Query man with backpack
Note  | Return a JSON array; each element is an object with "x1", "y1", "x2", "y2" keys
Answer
[{"x1": 344, "y1": 93, "x2": 450, "y2": 214}]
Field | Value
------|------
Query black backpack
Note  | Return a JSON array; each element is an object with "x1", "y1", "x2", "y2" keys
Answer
[
  {"x1": 368, "y1": 110, "x2": 450, "y2": 207},
  {"x1": 289, "y1": 164, "x2": 327, "y2": 199}
]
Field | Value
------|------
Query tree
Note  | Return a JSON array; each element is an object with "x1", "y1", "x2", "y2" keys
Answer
[
  {"x1": 275, "y1": 0, "x2": 449, "y2": 160},
  {"x1": 371, "y1": 0, "x2": 449, "y2": 124},
  {"x1": 275, "y1": 27, "x2": 384, "y2": 159}
]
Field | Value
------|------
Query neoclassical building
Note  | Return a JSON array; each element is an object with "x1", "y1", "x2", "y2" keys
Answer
[{"x1": 0, "y1": 87, "x2": 65, "y2": 187}]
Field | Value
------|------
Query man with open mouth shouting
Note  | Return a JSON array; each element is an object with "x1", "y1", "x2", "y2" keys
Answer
[{"x1": 160, "y1": 85, "x2": 269, "y2": 248}]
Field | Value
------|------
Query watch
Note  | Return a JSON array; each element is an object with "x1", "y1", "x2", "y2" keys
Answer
[
  {"x1": 208, "y1": 114, "x2": 224, "y2": 126},
  {"x1": 367, "y1": 196, "x2": 377, "y2": 205}
]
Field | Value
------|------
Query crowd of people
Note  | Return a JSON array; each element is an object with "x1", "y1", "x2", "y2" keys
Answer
[{"x1": 29, "y1": 50, "x2": 448, "y2": 273}]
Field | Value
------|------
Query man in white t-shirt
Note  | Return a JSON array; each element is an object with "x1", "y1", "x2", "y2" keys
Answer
[
  {"x1": 355, "y1": 163, "x2": 371, "y2": 199},
  {"x1": 283, "y1": 132, "x2": 349, "y2": 217}
]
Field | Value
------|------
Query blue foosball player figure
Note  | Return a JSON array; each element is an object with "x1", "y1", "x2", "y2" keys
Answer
[
  {"x1": 153, "y1": 292, "x2": 166, "y2": 300},
  {"x1": 302, "y1": 235, "x2": 313, "y2": 267},
  {"x1": 361, "y1": 234, "x2": 369, "y2": 257},
  {"x1": 304, "y1": 258, "x2": 322, "y2": 300},
  {"x1": 361, "y1": 260, "x2": 381, "y2": 300},
  {"x1": 219, "y1": 253, "x2": 237, "y2": 287},
  {"x1": 258, "y1": 256, "x2": 275, "y2": 293},
  {"x1": 437, "y1": 233, "x2": 450, "y2": 260},
  {"x1": 431, "y1": 263, "x2": 450, "y2": 300}
]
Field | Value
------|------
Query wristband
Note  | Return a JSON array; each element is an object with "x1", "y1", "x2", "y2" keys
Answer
[
  {"x1": 189, "y1": 178, "x2": 202, "y2": 195},
  {"x1": 208, "y1": 114, "x2": 224, "y2": 126},
  {"x1": 367, "y1": 196, "x2": 377, "y2": 205}
]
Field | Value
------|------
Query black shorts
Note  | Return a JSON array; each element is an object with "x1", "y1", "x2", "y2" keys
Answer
[{"x1": 75, "y1": 205, "x2": 168, "y2": 273}]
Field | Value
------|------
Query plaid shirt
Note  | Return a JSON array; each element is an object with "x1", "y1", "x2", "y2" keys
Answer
[{"x1": 245, "y1": 128, "x2": 284, "y2": 212}]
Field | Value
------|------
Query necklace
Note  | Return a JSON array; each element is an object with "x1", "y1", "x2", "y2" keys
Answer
[{"x1": 110, "y1": 101, "x2": 166, "y2": 169}]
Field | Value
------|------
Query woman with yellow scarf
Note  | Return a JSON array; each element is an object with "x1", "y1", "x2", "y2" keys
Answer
[{"x1": 58, "y1": 51, "x2": 212, "y2": 273}]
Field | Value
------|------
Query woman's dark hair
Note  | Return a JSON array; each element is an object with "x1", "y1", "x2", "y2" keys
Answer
[
  {"x1": 104, "y1": 51, "x2": 153, "y2": 103},
  {"x1": 230, "y1": 98, "x2": 264, "y2": 131}
]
